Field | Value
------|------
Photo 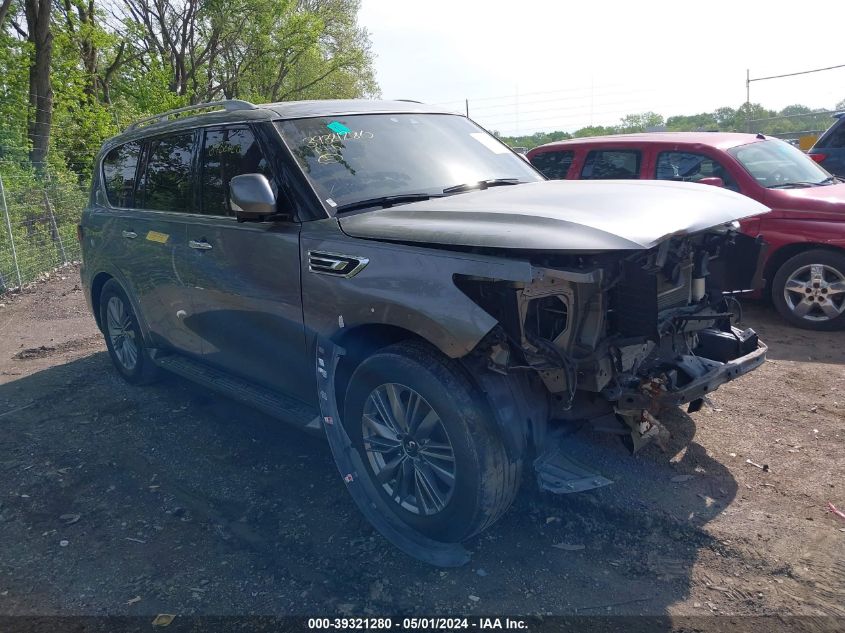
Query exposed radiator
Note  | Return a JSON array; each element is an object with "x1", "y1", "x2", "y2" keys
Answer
[
  {"x1": 611, "y1": 262, "x2": 692, "y2": 338},
  {"x1": 657, "y1": 265, "x2": 692, "y2": 311}
]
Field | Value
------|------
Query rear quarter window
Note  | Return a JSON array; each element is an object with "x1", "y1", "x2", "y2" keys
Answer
[
  {"x1": 530, "y1": 150, "x2": 575, "y2": 180},
  {"x1": 819, "y1": 119, "x2": 845, "y2": 148},
  {"x1": 102, "y1": 142, "x2": 141, "y2": 207},
  {"x1": 581, "y1": 149, "x2": 641, "y2": 179}
]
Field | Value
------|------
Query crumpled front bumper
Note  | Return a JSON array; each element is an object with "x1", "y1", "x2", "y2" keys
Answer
[{"x1": 616, "y1": 339, "x2": 768, "y2": 411}]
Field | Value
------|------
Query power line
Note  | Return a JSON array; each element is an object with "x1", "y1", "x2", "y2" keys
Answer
[
  {"x1": 458, "y1": 86, "x2": 662, "y2": 114},
  {"x1": 748, "y1": 63, "x2": 845, "y2": 84},
  {"x1": 473, "y1": 99, "x2": 703, "y2": 133},
  {"x1": 745, "y1": 63, "x2": 845, "y2": 130},
  {"x1": 474, "y1": 97, "x2": 678, "y2": 125},
  {"x1": 432, "y1": 80, "x2": 639, "y2": 105},
  {"x1": 746, "y1": 109, "x2": 838, "y2": 123}
]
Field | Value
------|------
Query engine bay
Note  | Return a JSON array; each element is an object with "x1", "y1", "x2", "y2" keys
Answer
[{"x1": 457, "y1": 226, "x2": 768, "y2": 452}]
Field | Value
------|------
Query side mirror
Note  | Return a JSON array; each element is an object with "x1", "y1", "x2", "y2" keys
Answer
[
  {"x1": 230, "y1": 173, "x2": 277, "y2": 220},
  {"x1": 698, "y1": 176, "x2": 724, "y2": 188}
]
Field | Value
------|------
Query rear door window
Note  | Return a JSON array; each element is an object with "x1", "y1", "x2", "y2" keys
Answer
[
  {"x1": 581, "y1": 150, "x2": 641, "y2": 179},
  {"x1": 141, "y1": 132, "x2": 196, "y2": 212},
  {"x1": 530, "y1": 150, "x2": 575, "y2": 180},
  {"x1": 819, "y1": 119, "x2": 845, "y2": 148},
  {"x1": 199, "y1": 127, "x2": 273, "y2": 216},
  {"x1": 655, "y1": 151, "x2": 739, "y2": 191},
  {"x1": 102, "y1": 142, "x2": 141, "y2": 207}
]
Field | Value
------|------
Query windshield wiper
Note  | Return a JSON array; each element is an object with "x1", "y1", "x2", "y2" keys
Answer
[
  {"x1": 442, "y1": 178, "x2": 523, "y2": 194},
  {"x1": 767, "y1": 175, "x2": 839, "y2": 188},
  {"x1": 767, "y1": 181, "x2": 820, "y2": 189},
  {"x1": 334, "y1": 193, "x2": 440, "y2": 213}
]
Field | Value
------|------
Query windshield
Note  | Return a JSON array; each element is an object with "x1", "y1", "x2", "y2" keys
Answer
[
  {"x1": 728, "y1": 139, "x2": 831, "y2": 188},
  {"x1": 276, "y1": 113, "x2": 542, "y2": 210}
]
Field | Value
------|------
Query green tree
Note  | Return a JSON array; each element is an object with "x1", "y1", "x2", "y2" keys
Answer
[
  {"x1": 0, "y1": 7, "x2": 30, "y2": 158},
  {"x1": 572, "y1": 125, "x2": 617, "y2": 138},
  {"x1": 113, "y1": 0, "x2": 376, "y2": 104},
  {"x1": 618, "y1": 111, "x2": 664, "y2": 132},
  {"x1": 737, "y1": 102, "x2": 776, "y2": 132},
  {"x1": 0, "y1": 0, "x2": 377, "y2": 180},
  {"x1": 665, "y1": 112, "x2": 717, "y2": 131},
  {"x1": 714, "y1": 106, "x2": 738, "y2": 130}
]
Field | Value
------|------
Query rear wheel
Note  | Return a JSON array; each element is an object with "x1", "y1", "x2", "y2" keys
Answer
[
  {"x1": 99, "y1": 279, "x2": 159, "y2": 383},
  {"x1": 772, "y1": 249, "x2": 845, "y2": 331},
  {"x1": 344, "y1": 341, "x2": 521, "y2": 542}
]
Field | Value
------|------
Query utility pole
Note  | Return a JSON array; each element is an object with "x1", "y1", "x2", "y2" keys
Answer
[
  {"x1": 746, "y1": 63, "x2": 845, "y2": 132},
  {"x1": 746, "y1": 68, "x2": 750, "y2": 105},
  {"x1": 465, "y1": 98, "x2": 469, "y2": 118},
  {"x1": 746, "y1": 68, "x2": 751, "y2": 132}
]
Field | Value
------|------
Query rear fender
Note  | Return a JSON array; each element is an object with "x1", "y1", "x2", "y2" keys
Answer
[{"x1": 87, "y1": 267, "x2": 156, "y2": 347}]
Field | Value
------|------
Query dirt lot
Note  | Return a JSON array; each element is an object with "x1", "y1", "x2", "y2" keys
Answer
[{"x1": 0, "y1": 265, "x2": 843, "y2": 618}]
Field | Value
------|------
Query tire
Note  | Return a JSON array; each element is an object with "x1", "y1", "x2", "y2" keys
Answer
[
  {"x1": 343, "y1": 341, "x2": 521, "y2": 542},
  {"x1": 771, "y1": 249, "x2": 845, "y2": 331},
  {"x1": 99, "y1": 279, "x2": 159, "y2": 384}
]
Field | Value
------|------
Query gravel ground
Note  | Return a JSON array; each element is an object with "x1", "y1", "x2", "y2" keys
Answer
[{"x1": 0, "y1": 265, "x2": 843, "y2": 618}]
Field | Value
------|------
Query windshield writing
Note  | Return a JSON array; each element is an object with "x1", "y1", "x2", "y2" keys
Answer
[{"x1": 277, "y1": 114, "x2": 541, "y2": 209}]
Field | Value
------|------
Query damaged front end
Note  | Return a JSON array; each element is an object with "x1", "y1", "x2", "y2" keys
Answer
[{"x1": 457, "y1": 223, "x2": 768, "y2": 456}]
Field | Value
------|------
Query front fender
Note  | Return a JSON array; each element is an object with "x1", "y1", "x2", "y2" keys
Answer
[
  {"x1": 760, "y1": 218, "x2": 845, "y2": 252},
  {"x1": 301, "y1": 227, "x2": 533, "y2": 358}
]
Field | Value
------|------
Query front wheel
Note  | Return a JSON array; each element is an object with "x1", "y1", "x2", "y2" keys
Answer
[
  {"x1": 343, "y1": 341, "x2": 521, "y2": 543},
  {"x1": 771, "y1": 249, "x2": 845, "y2": 331}
]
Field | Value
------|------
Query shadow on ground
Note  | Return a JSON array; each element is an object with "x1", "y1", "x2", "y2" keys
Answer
[
  {"x1": 0, "y1": 352, "x2": 739, "y2": 618},
  {"x1": 740, "y1": 301, "x2": 844, "y2": 364}
]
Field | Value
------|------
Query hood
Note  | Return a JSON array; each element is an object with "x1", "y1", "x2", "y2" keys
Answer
[
  {"x1": 765, "y1": 182, "x2": 845, "y2": 220},
  {"x1": 338, "y1": 180, "x2": 769, "y2": 251}
]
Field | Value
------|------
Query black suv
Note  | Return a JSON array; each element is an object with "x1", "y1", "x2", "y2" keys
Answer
[
  {"x1": 809, "y1": 111, "x2": 845, "y2": 177},
  {"x1": 81, "y1": 99, "x2": 768, "y2": 564}
]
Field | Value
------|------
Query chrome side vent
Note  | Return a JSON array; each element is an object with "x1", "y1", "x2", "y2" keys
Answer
[{"x1": 308, "y1": 251, "x2": 369, "y2": 278}]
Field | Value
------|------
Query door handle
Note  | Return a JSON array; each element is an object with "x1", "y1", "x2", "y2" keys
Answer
[
  {"x1": 122, "y1": 230, "x2": 138, "y2": 239},
  {"x1": 189, "y1": 239, "x2": 213, "y2": 251}
]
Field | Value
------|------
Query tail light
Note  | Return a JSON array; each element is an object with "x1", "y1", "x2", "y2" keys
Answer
[
  {"x1": 76, "y1": 224, "x2": 83, "y2": 243},
  {"x1": 810, "y1": 153, "x2": 828, "y2": 163}
]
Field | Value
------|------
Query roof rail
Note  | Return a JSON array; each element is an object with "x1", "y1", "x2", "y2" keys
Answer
[{"x1": 126, "y1": 99, "x2": 258, "y2": 131}]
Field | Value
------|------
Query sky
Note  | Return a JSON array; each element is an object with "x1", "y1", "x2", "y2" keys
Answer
[{"x1": 358, "y1": 0, "x2": 845, "y2": 136}]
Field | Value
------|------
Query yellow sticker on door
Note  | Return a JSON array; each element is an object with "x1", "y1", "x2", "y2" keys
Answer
[{"x1": 146, "y1": 230, "x2": 169, "y2": 244}]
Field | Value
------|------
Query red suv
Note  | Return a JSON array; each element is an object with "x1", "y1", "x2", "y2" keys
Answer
[{"x1": 528, "y1": 133, "x2": 845, "y2": 330}]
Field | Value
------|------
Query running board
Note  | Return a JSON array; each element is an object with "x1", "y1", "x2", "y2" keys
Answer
[
  {"x1": 153, "y1": 354, "x2": 319, "y2": 428},
  {"x1": 534, "y1": 440, "x2": 614, "y2": 494}
]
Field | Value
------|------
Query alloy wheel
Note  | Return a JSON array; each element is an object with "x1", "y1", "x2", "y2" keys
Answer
[
  {"x1": 361, "y1": 383, "x2": 456, "y2": 516},
  {"x1": 783, "y1": 263, "x2": 845, "y2": 322},
  {"x1": 106, "y1": 295, "x2": 139, "y2": 371}
]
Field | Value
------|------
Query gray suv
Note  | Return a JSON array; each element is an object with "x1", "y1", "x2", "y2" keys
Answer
[{"x1": 81, "y1": 99, "x2": 769, "y2": 565}]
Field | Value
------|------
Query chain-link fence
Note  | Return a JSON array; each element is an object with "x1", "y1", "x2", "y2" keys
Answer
[
  {"x1": 746, "y1": 110, "x2": 837, "y2": 144},
  {"x1": 0, "y1": 167, "x2": 87, "y2": 292}
]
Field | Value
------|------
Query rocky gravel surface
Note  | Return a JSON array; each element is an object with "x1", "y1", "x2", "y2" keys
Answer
[{"x1": 0, "y1": 266, "x2": 843, "y2": 619}]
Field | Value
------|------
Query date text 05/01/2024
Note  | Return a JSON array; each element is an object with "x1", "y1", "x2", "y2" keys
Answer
[{"x1": 307, "y1": 618, "x2": 528, "y2": 630}]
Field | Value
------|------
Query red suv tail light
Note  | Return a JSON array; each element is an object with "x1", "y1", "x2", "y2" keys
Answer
[{"x1": 810, "y1": 153, "x2": 828, "y2": 163}]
